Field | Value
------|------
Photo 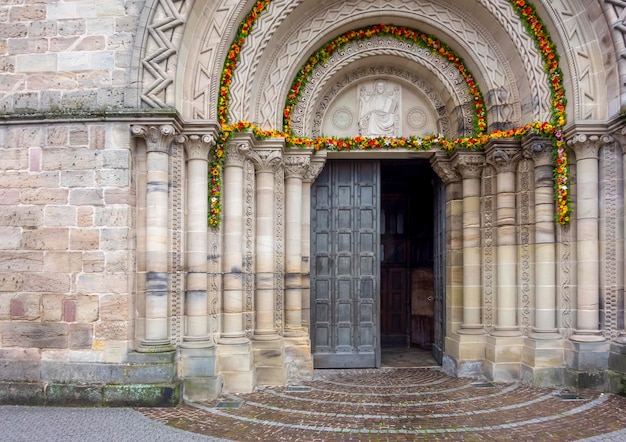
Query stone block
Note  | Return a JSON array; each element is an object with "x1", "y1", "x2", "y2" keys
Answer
[
  {"x1": 486, "y1": 335, "x2": 523, "y2": 363},
  {"x1": 104, "y1": 188, "x2": 135, "y2": 205},
  {"x1": 0, "y1": 251, "x2": 43, "y2": 272},
  {"x1": 21, "y1": 188, "x2": 68, "y2": 205},
  {"x1": 0, "y1": 382, "x2": 45, "y2": 405},
  {"x1": 69, "y1": 323, "x2": 93, "y2": 349},
  {"x1": 2, "y1": 322, "x2": 67, "y2": 348},
  {"x1": 94, "y1": 321, "x2": 128, "y2": 340},
  {"x1": 22, "y1": 228, "x2": 69, "y2": 251},
  {"x1": 0, "y1": 148, "x2": 27, "y2": 170},
  {"x1": 41, "y1": 294, "x2": 63, "y2": 322},
  {"x1": 99, "y1": 227, "x2": 129, "y2": 250},
  {"x1": 255, "y1": 366, "x2": 286, "y2": 386},
  {"x1": 0, "y1": 189, "x2": 20, "y2": 205},
  {"x1": 23, "y1": 272, "x2": 70, "y2": 292},
  {"x1": 564, "y1": 368, "x2": 608, "y2": 392},
  {"x1": 95, "y1": 206, "x2": 131, "y2": 227},
  {"x1": 46, "y1": 383, "x2": 102, "y2": 407},
  {"x1": 222, "y1": 371, "x2": 256, "y2": 394},
  {"x1": 0, "y1": 360, "x2": 41, "y2": 382},
  {"x1": 82, "y1": 252, "x2": 105, "y2": 273},
  {"x1": 28, "y1": 21, "x2": 58, "y2": 38},
  {"x1": 180, "y1": 346, "x2": 218, "y2": 378},
  {"x1": 565, "y1": 340, "x2": 610, "y2": 371},
  {"x1": 103, "y1": 384, "x2": 179, "y2": 407},
  {"x1": 61, "y1": 170, "x2": 95, "y2": 188},
  {"x1": 44, "y1": 205, "x2": 76, "y2": 227},
  {"x1": 0, "y1": 226, "x2": 22, "y2": 249},
  {"x1": 75, "y1": 295, "x2": 98, "y2": 322},
  {"x1": 0, "y1": 272, "x2": 23, "y2": 292},
  {"x1": 182, "y1": 377, "x2": 222, "y2": 402},
  {"x1": 69, "y1": 188, "x2": 104, "y2": 206},
  {"x1": 76, "y1": 273, "x2": 128, "y2": 294},
  {"x1": 127, "y1": 351, "x2": 175, "y2": 364},
  {"x1": 99, "y1": 294, "x2": 128, "y2": 321},
  {"x1": 0, "y1": 206, "x2": 44, "y2": 228},
  {"x1": 70, "y1": 227, "x2": 99, "y2": 250},
  {"x1": 125, "y1": 362, "x2": 176, "y2": 384},
  {"x1": 520, "y1": 364, "x2": 563, "y2": 388},
  {"x1": 9, "y1": 4, "x2": 46, "y2": 21},
  {"x1": 43, "y1": 251, "x2": 82, "y2": 273},
  {"x1": 41, "y1": 361, "x2": 123, "y2": 384}
]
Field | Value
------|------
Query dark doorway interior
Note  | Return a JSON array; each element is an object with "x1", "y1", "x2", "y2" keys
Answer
[{"x1": 380, "y1": 161, "x2": 435, "y2": 349}]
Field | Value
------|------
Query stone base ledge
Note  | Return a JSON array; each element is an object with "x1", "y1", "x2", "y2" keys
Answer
[{"x1": 0, "y1": 381, "x2": 180, "y2": 407}]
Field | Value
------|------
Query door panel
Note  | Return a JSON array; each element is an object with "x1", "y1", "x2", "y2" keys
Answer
[{"x1": 311, "y1": 161, "x2": 380, "y2": 368}]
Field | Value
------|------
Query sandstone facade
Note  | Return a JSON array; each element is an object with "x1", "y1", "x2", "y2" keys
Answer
[{"x1": 1, "y1": 0, "x2": 626, "y2": 405}]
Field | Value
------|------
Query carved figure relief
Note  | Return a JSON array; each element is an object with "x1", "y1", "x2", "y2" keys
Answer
[{"x1": 358, "y1": 80, "x2": 400, "y2": 137}]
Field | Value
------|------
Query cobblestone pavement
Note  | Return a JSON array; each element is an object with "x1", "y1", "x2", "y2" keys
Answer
[{"x1": 138, "y1": 367, "x2": 626, "y2": 441}]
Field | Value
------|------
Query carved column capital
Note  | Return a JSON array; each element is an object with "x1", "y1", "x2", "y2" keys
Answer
[
  {"x1": 131, "y1": 124, "x2": 177, "y2": 154},
  {"x1": 225, "y1": 142, "x2": 251, "y2": 167},
  {"x1": 304, "y1": 151, "x2": 327, "y2": 183},
  {"x1": 452, "y1": 151, "x2": 485, "y2": 179},
  {"x1": 612, "y1": 126, "x2": 626, "y2": 155},
  {"x1": 431, "y1": 152, "x2": 461, "y2": 185},
  {"x1": 522, "y1": 134, "x2": 553, "y2": 167},
  {"x1": 179, "y1": 134, "x2": 214, "y2": 161},
  {"x1": 485, "y1": 139, "x2": 522, "y2": 173},
  {"x1": 247, "y1": 148, "x2": 283, "y2": 173},
  {"x1": 283, "y1": 150, "x2": 312, "y2": 179},
  {"x1": 567, "y1": 133, "x2": 613, "y2": 160}
]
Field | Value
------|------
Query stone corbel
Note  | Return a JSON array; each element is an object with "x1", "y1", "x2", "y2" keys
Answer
[{"x1": 431, "y1": 151, "x2": 462, "y2": 185}]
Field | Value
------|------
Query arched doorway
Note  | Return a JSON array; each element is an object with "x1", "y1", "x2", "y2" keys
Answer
[{"x1": 310, "y1": 158, "x2": 444, "y2": 368}]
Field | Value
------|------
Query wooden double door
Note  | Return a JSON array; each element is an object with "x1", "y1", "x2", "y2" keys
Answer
[{"x1": 310, "y1": 160, "x2": 443, "y2": 369}]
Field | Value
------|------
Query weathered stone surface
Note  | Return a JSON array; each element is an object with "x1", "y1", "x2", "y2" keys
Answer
[
  {"x1": 2, "y1": 322, "x2": 67, "y2": 348},
  {"x1": 0, "y1": 382, "x2": 44, "y2": 405},
  {"x1": 103, "y1": 384, "x2": 179, "y2": 407},
  {"x1": 69, "y1": 323, "x2": 93, "y2": 349},
  {"x1": 46, "y1": 383, "x2": 102, "y2": 406}
]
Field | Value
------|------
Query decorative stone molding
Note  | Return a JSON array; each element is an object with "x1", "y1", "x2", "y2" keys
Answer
[
  {"x1": 283, "y1": 151, "x2": 311, "y2": 179},
  {"x1": 225, "y1": 142, "x2": 252, "y2": 167},
  {"x1": 522, "y1": 135, "x2": 553, "y2": 167},
  {"x1": 452, "y1": 152, "x2": 486, "y2": 179},
  {"x1": 431, "y1": 152, "x2": 462, "y2": 185},
  {"x1": 181, "y1": 134, "x2": 215, "y2": 161},
  {"x1": 567, "y1": 133, "x2": 608, "y2": 160},
  {"x1": 304, "y1": 151, "x2": 327, "y2": 184},
  {"x1": 247, "y1": 148, "x2": 283, "y2": 173},
  {"x1": 312, "y1": 66, "x2": 451, "y2": 138},
  {"x1": 131, "y1": 124, "x2": 177, "y2": 153},
  {"x1": 486, "y1": 146, "x2": 522, "y2": 174}
]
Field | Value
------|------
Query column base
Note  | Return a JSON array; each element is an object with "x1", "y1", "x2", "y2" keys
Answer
[
  {"x1": 283, "y1": 327, "x2": 306, "y2": 337},
  {"x1": 442, "y1": 332, "x2": 487, "y2": 378},
  {"x1": 137, "y1": 340, "x2": 176, "y2": 353},
  {"x1": 253, "y1": 338, "x2": 286, "y2": 386},
  {"x1": 284, "y1": 336, "x2": 313, "y2": 382},
  {"x1": 180, "y1": 345, "x2": 222, "y2": 401},
  {"x1": 458, "y1": 324, "x2": 485, "y2": 335},
  {"x1": 520, "y1": 336, "x2": 564, "y2": 388},
  {"x1": 491, "y1": 326, "x2": 521, "y2": 337},
  {"x1": 570, "y1": 329, "x2": 606, "y2": 343},
  {"x1": 485, "y1": 335, "x2": 524, "y2": 382},
  {"x1": 218, "y1": 341, "x2": 255, "y2": 393},
  {"x1": 564, "y1": 340, "x2": 610, "y2": 392},
  {"x1": 181, "y1": 337, "x2": 213, "y2": 349}
]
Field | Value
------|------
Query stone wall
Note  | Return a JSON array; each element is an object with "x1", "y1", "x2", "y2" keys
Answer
[{"x1": 1, "y1": 0, "x2": 142, "y2": 114}]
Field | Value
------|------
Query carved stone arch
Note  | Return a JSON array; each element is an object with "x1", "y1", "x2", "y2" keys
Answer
[
  {"x1": 603, "y1": 0, "x2": 626, "y2": 114},
  {"x1": 240, "y1": 0, "x2": 525, "y2": 130},
  {"x1": 311, "y1": 65, "x2": 453, "y2": 139},
  {"x1": 126, "y1": 0, "x2": 189, "y2": 110},
  {"x1": 534, "y1": 0, "x2": 615, "y2": 120},
  {"x1": 289, "y1": 39, "x2": 476, "y2": 139}
]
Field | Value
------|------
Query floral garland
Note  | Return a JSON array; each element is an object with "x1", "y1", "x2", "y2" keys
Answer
[
  {"x1": 283, "y1": 25, "x2": 487, "y2": 136},
  {"x1": 213, "y1": 0, "x2": 570, "y2": 226}
]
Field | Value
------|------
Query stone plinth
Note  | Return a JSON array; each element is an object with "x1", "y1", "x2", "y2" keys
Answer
[
  {"x1": 443, "y1": 333, "x2": 486, "y2": 378},
  {"x1": 564, "y1": 340, "x2": 610, "y2": 392},
  {"x1": 253, "y1": 338, "x2": 286, "y2": 386},
  {"x1": 485, "y1": 335, "x2": 524, "y2": 382},
  {"x1": 284, "y1": 336, "x2": 313, "y2": 382},
  {"x1": 179, "y1": 345, "x2": 221, "y2": 401},
  {"x1": 520, "y1": 337, "x2": 564, "y2": 387},
  {"x1": 218, "y1": 341, "x2": 255, "y2": 393}
]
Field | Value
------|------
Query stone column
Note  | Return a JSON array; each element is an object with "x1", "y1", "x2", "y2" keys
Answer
[
  {"x1": 283, "y1": 148, "x2": 312, "y2": 336},
  {"x1": 181, "y1": 134, "x2": 214, "y2": 346},
  {"x1": 568, "y1": 133, "x2": 604, "y2": 342},
  {"x1": 131, "y1": 125, "x2": 176, "y2": 352},
  {"x1": 247, "y1": 146, "x2": 283, "y2": 340},
  {"x1": 218, "y1": 134, "x2": 255, "y2": 393},
  {"x1": 452, "y1": 151, "x2": 485, "y2": 334},
  {"x1": 220, "y1": 139, "x2": 250, "y2": 344},
  {"x1": 431, "y1": 153, "x2": 463, "y2": 333},
  {"x1": 486, "y1": 141, "x2": 522, "y2": 336},
  {"x1": 301, "y1": 151, "x2": 327, "y2": 331},
  {"x1": 525, "y1": 136, "x2": 559, "y2": 338}
]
